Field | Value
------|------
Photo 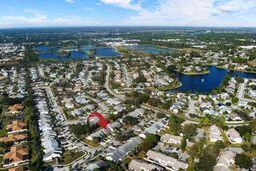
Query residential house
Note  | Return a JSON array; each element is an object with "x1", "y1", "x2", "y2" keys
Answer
[
  {"x1": 214, "y1": 151, "x2": 235, "y2": 171},
  {"x1": 209, "y1": 125, "x2": 223, "y2": 142},
  {"x1": 4, "y1": 145, "x2": 29, "y2": 167},
  {"x1": 226, "y1": 128, "x2": 243, "y2": 144},
  {"x1": 106, "y1": 137, "x2": 142, "y2": 162},
  {"x1": 146, "y1": 150, "x2": 188, "y2": 171},
  {"x1": 129, "y1": 159, "x2": 164, "y2": 171},
  {"x1": 7, "y1": 121, "x2": 27, "y2": 134}
]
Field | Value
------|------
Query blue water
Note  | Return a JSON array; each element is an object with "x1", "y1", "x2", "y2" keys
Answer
[
  {"x1": 37, "y1": 45, "x2": 120, "y2": 60},
  {"x1": 95, "y1": 47, "x2": 120, "y2": 57},
  {"x1": 38, "y1": 51, "x2": 88, "y2": 61},
  {"x1": 126, "y1": 45, "x2": 175, "y2": 54},
  {"x1": 36, "y1": 45, "x2": 50, "y2": 52},
  {"x1": 172, "y1": 66, "x2": 256, "y2": 93}
]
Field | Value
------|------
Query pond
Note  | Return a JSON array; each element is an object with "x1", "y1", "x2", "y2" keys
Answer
[
  {"x1": 126, "y1": 45, "x2": 176, "y2": 54},
  {"x1": 171, "y1": 66, "x2": 256, "y2": 93}
]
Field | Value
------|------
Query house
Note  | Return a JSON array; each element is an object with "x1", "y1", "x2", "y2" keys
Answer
[
  {"x1": 146, "y1": 150, "x2": 188, "y2": 171},
  {"x1": 0, "y1": 133, "x2": 27, "y2": 143},
  {"x1": 214, "y1": 151, "x2": 235, "y2": 171},
  {"x1": 129, "y1": 159, "x2": 164, "y2": 171},
  {"x1": 7, "y1": 121, "x2": 27, "y2": 134},
  {"x1": 86, "y1": 160, "x2": 106, "y2": 171},
  {"x1": 161, "y1": 134, "x2": 181, "y2": 145},
  {"x1": 139, "y1": 118, "x2": 168, "y2": 139},
  {"x1": 106, "y1": 121, "x2": 122, "y2": 132},
  {"x1": 7, "y1": 104, "x2": 24, "y2": 114},
  {"x1": 128, "y1": 108, "x2": 145, "y2": 118},
  {"x1": 209, "y1": 125, "x2": 223, "y2": 142},
  {"x1": 8, "y1": 167, "x2": 24, "y2": 171},
  {"x1": 226, "y1": 128, "x2": 243, "y2": 144},
  {"x1": 41, "y1": 132, "x2": 62, "y2": 161},
  {"x1": 4, "y1": 145, "x2": 29, "y2": 167},
  {"x1": 75, "y1": 95, "x2": 88, "y2": 104},
  {"x1": 106, "y1": 137, "x2": 142, "y2": 162},
  {"x1": 87, "y1": 130, "x2": 106, "y2": 141}
]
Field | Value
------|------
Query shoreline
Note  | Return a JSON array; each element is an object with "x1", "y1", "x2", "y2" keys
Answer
[
  {"x1": 158, "y1": 81, "x2": 182, "y2": 91},
  {"x1": 175, "y1": 69, "x2": 210, "y2": 76}
]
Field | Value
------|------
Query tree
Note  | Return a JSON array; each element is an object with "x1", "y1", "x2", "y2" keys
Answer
[
  {"x1": 140, "y1": 134, "x2": 160, "y2": 152},
  {"x1": 170, "y1": 152, "x2": 179, "y2": 159},
  {"x1": 122, "y1": 116, "x2": 138, "y2": 126},
  {"x1": 182, "y1": 124, "x2": 197, "y2": 139},
  {"x1": 188, "y1": 140, "x2": 205, "y2": 158},
  {"x1": 235, "y1": 154, "x2": 253, "y2": 169},
  {"x1": 196, "y1": 153, "x2": 216, "y2": 171},
  {"x1": 181, "y1": 137, "x2": 187, "y2": 152},
  {"x1": 215, "y1": 140, "x2": 225, "y2": 149},
  {"x1": 231, "y1": 97, "x2": 239, "y2": 104},
  {"x1": 148, "y1": 98, "x2": 160, "y2": 107}
]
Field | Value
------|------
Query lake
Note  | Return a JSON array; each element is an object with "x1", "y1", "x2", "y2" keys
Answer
[
  {"x1": 171, "y1": 66, "x2": 256, "y2": 93},
  {"x1": 126, "y1": 45, "x2": 176, "y2": 54},
  {"x1": 37, "y1": 45, "x2": 120, "y2": 60}
]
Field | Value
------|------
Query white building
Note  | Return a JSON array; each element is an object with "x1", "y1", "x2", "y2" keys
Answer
[
  {"x1": 209, "y1": 125, "x2": 223, "y2": 142},
  {"x1": 226, "y1": 128, "x2": 243, "y2": 144}
]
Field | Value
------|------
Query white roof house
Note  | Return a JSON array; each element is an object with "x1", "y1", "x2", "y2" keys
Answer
[
  {"x1": 209, "y1": 125, "x2": 223, "y2": 142},
  {"x1": 226, "y1": 128, "x2": 243, "y2": 144},
  {"x1": 128, "y1": 108, "x2": 145, "y2": 118},
  {"x1": 146, "y1": 150, "x2": 188, "y2": 171},
  {"x1": 139, "y1": 118, "x2": 168, "y2": 139},
  {"x1": 161, "y1": 134, "x2": 182, "y2": 145},
  {"x1": 106, "y1": 137, "x2": 142, "y2": 162},
  {"x1": 214, "y1": 151, "x2": 235, "y2": 171},
  {"x1": 129, "y1": 159, "x2": 164, "y2": 171}
]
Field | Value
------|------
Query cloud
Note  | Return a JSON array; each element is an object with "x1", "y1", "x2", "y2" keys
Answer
[
  {"x1": 100, "y1": 0, "x2": 142, "y2": 11},
  {"x1": 65, "y1": 0, "x2": 76, "y2": 3},
  {"x1": 0, "y1": 9, "x2": 100, "y2": 28},
  {"x1": 126, "y1": 0, "x2": 256, "y2": 27}
]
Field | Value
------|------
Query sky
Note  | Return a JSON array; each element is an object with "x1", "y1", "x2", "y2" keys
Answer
[{"x1": 0, "y1": 0, "x2": 256, "y2": 28}]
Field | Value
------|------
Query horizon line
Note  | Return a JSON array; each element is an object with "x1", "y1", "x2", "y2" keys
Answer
[{"x1": 1, "y1": 25, "x2": 256, "y2": 30}]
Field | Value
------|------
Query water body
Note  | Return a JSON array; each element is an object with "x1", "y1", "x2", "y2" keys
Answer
[
  {"x1": 38, "y1": 51, "x2": 88, "y2": 61},
  {"x1": 126, "y1": 45, "x2": 175, "y2": 54},
  {"x1": 37, "y1": 45, "x2": 120, "y2": 60},
  {"x1": 171, "y1": 66, "x2": 256, "y2": 93},
  {"x1": 36, "y1": 45, "x2": 50, "y2": 52},
  {"x1": 95, "y1": 47, "x2": 120, "y2": 57}
]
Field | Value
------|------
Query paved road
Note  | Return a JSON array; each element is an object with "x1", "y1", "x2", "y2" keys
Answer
[
  {"x1": 122, "y1": 64, "x2": 132, "y2": 87},
  {"x1": 105, "y1": 65, "x2": 126, "y2": 100},
  {"x1": 237, "y1": 79, "x2": 247, "y2": 99},
  {"x1": 237, "y1": 79, "x2": 255, "y2": 103},
  {"x1": 43, "y1": 86, "x2": 100, "y2": 168}
]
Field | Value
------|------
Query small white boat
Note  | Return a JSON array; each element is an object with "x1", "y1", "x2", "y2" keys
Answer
[{"x1": 202, "y1": 78, "x2": 204, "y2": 82}]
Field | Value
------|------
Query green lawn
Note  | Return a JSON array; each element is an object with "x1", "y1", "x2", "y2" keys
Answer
[{"x1": 63, "y1": 151, "x2": 85, "y2": 165}]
